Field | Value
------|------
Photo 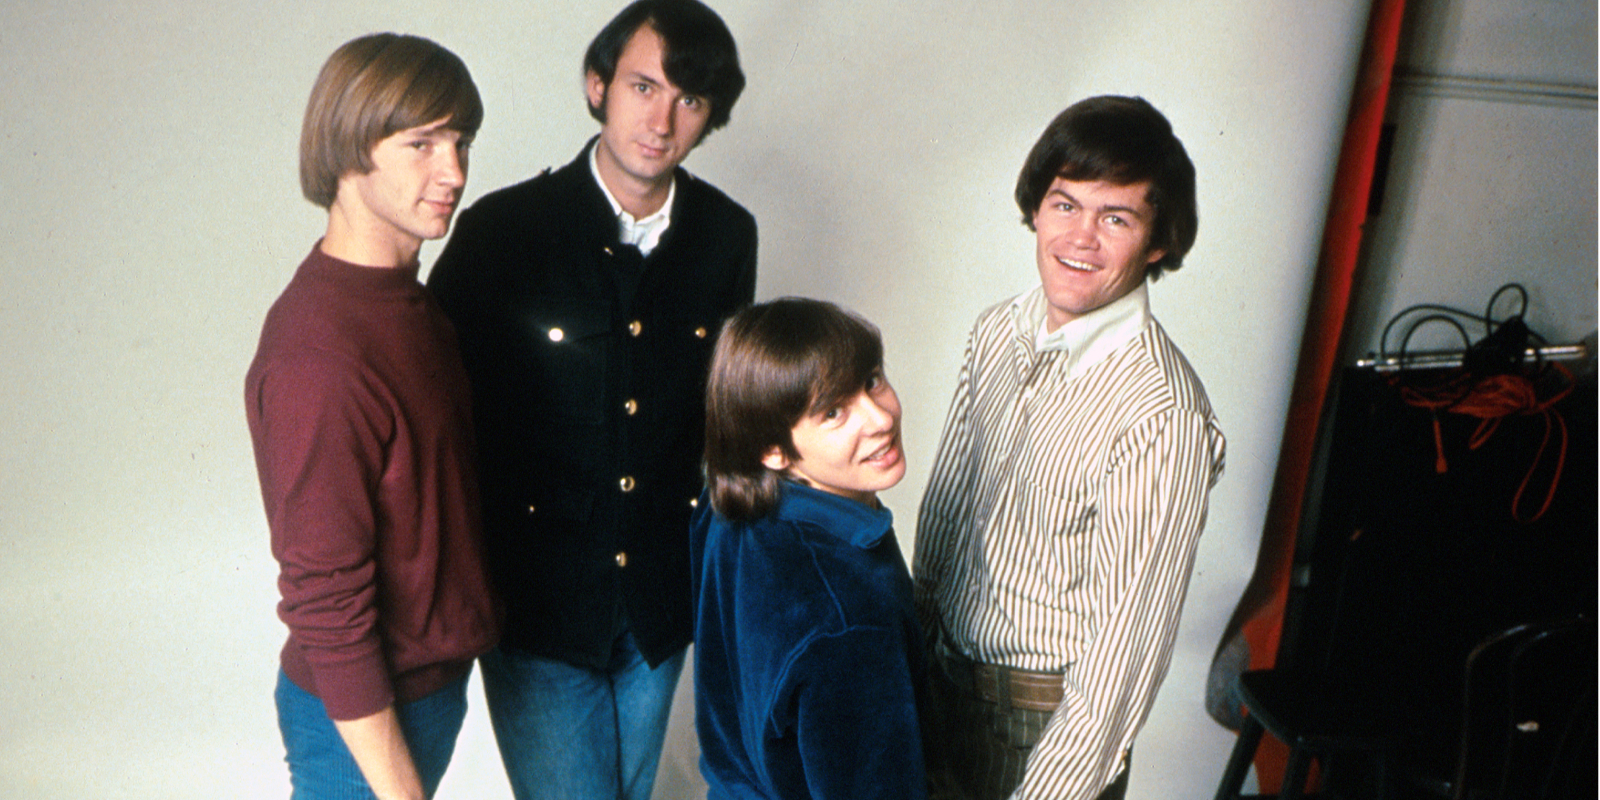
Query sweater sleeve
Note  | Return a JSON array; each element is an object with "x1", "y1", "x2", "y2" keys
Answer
[
  {"x1": 248, "y1": 349, "x2": 395, "y2": 720},
  {"x1": 788, "y1": 627, "x2": 929, "y2": 800}
]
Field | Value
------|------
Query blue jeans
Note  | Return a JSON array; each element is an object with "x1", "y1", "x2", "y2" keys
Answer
[
  {"x1": 275, "y1": 670, "x2": 469, "y2": 799},
  {"x1": 480, "y1": 632, "x2": 687, "y2": 800}
]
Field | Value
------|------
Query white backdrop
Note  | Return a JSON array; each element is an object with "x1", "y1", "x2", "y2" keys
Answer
[{"x1": 0, "y1": 2, "x2": 1373, "y2": 797}]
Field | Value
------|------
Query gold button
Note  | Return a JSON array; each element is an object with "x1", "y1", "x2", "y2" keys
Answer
[
  {"x1": 689, "y1": 497, "x2": 698, "y2": 508},
  {"x1": 694, "y1": 326, "x2": 708, "y2": 339},
  {"x1": 615, "y1": 551, "x2": 628, "y2": 568},
  {"x1": 628, "y1": 320, "x2": 643, "y2": 337},
  {"x1": 624, "y1": 398, "x2": 638, "y2": 415},
  {"x1": 527, "y1": 504, "x2": 536, "y2": 515},
  {"x1": 548, "y1": 328, "x2": 565, "y2": 343},
  {"x1": 603, "y1": 246, "x2": 614, "y2": 256},
  {"x1": 619, "y1": 476, "x2": 636, "y2": 492}
]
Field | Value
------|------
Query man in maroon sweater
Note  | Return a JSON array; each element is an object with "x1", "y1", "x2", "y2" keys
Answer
[{"x1": 245, "y1": 34, "x2": 499, "y2": 800}]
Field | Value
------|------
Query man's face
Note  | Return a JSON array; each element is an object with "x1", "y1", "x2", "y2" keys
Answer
[
  {"x1": 762, "y1": 371, "x2": 907, "y2": 507},
  {"x1": 586, "y1": 25, "x2": 712, "y2": 197},
  {"x1": 1032, "y1": 177, "x2": 1165, "y2": 332},
  {"x1": 344, "y1": 117, "x2": 470, "y2": 257}
]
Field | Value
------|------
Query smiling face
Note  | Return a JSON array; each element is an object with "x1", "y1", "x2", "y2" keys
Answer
[
  {"x1": 1032, "y1": 177, "x2": 1166, "y2": 332},
  {"x1": 586, "y1": 24, "x2": 712, "y2": 214},
  {"x1": 762, "y1": 371, "x2": 906, "y2": 507},
  {"x1": 335, "y1": 116, "x2": 470, "y2": 265}
]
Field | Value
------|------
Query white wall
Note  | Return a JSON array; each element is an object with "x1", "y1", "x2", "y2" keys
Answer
[
  {"x1": 1344, "y1": 0, "x2": 1597, "y2": 359},
  {"x1": 0, "y1": 2, "x2": 1381, "y2": 797}
]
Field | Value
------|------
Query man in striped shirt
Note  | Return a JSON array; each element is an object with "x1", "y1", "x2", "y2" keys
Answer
[{"x1": 914, "y1": 95, "x2": 1226, "y2": 800}]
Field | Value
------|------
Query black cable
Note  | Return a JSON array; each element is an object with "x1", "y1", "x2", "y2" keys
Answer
[{"x1": 1377, "y1": 282, "x2": 1542, "y2": 370}]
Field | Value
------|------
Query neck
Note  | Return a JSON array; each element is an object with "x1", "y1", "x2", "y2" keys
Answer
[
  {"x1": 1043, "y1": 309, "x2": 1069, "y2": 334},
  {"x1": 594, "y1": 149, "x2": 671, "y2": 219},
  {"x1": 321, "y1": 200, "x2": 421, "y2": 269}
]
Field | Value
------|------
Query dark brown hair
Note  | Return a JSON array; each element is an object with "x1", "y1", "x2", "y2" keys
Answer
[
  {"x1": 704, "y1": 298, "x2": 883, "y2": 521},
  {"x1": 299, "y1": 33, "x2": 482, "y2": 208},
  {"x1": 1014, "y1": 95, "x2": 1197, "y2": 280},
  {"x1": 583, "y1": 0, "x2": 745, "y2": 136}
]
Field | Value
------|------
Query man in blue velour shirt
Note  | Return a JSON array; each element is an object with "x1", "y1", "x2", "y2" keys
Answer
[{"x1": 691, "y1": 298, "x2": 928, "y2": 799}]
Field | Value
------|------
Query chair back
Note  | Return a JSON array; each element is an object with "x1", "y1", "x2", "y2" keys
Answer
[{"x1": 1452, "y1": 616, "x2": 1596, "y2": 800}]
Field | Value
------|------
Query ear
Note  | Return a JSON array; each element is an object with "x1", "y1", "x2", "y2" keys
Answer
[
  {"x1": 760, "y1": 446, "x2": 790, "y2": 472},
  {"x1": 1144, "y1": 246, "x2": 1167, "y2": 266},
  {"x1": 585, "y1": 70, "x2": 606, "y2": 114}
]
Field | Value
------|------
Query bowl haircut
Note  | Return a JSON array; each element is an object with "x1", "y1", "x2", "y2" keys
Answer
[
  {"x1": 704, "y1": 298, "x2": 884, "y2": 522},
  {"x1": 299, "y1": 33, "x2": 482, "y2": 209},
  {"x1": 1013, "y1": 95, "x2": 1198, "y2": 279}
]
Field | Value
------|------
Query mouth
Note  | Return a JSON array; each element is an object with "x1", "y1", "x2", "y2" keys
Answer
[
  {"x1": 1056, "y1": 256, "x2": 1101, "y2": 273},
  {"x1": 423, "y1": 198, "x2": 458, "y2": 215},
  {"x1": 862, "y1": 435, "x2": 902, "y2": 468},
  {"x1": 637, "y1": 141, "x2": 668, "y2": 159}
]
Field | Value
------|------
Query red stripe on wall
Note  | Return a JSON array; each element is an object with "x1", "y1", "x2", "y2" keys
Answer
[{"x1": 1223, "y1": 0, "x2": 1409, "y2": 791}]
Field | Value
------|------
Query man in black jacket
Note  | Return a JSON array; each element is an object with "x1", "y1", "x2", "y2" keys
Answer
[{"x1": 426, "y1": 2, "x2": 754, "y2": 798}]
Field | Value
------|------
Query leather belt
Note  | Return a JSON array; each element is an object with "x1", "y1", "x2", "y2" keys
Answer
[{"x1": 936, "y1": 639, "x2": 1065, "y2": 712}]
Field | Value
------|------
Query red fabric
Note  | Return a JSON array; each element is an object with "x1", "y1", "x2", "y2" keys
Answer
[
  {"x1": 246, "y1": 246, "x2": 500, "y2": 720},
  {"x1": 1225, "y1": 0, "x2": 1408, "y2": 790}
]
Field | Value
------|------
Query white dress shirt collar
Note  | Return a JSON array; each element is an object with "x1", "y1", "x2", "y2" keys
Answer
[
  {"x1": 589, "y1": 144, "x2": 675, "y2": 256},
  {"x1": 1012, "y1": 282, "x2": 1152, "y2": 380}
]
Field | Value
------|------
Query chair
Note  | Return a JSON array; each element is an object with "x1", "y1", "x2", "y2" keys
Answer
[
  {"x1": 1213, "y1": 368, "x2": 1597, "y2": 800},
  {"x1": 1407, "y1": 616, "x2": 1596, "y2": 800},
  {"x1": 1212, "y1": 669, "x2": 1403, "y2": 800},
  {"x1": 1211, "y1": 519, "x2": 1421, "y2": 800}
]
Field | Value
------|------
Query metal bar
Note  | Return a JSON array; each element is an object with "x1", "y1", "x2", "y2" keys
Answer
[{"x1": 1355, "y1": 344, "x2": 1590, "y2": 372}]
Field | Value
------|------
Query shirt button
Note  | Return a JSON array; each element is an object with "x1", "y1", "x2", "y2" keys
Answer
[
  {"x1": 628, "y1": 320, "x2": 643, "y2": 337},
  {"x1": 619, "y1": 476, "x2": 636, "y2": 492},
  {"x1": 615, "y1": 551, "x2": 628, "y2": 568},
  {"x1": 548, "y1": 328, "x2": 565, "y2": 343},
  {"x1": 623, "y1": 399, "x2": 638, "y2": 415}
]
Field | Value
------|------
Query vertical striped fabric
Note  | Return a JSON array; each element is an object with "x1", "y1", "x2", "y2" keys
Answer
[
  {"x1": 926, "y1": 654, "x2": 1056, "y2": 800},
  {"x1": 914, "y1": 286, "x2": 1225, "y2": 800}
]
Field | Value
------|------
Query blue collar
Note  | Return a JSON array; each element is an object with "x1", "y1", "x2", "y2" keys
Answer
[{"x1": 772, "y1": 482, "x2": 894, "y2": 549}]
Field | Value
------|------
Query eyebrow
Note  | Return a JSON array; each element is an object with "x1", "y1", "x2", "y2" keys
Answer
[
  {"x1": 625, "y1": 70, "x2": 666, "y2": 89},
  {"x1": 405, "y1": 120, "x2": 463, "y2": 139},
  {"x1": 624, "y1": 70, "x2": 702, "y2": 100},
  {"x1": 1046, "y1": 187, "x2": 1150, "y2": 221}
]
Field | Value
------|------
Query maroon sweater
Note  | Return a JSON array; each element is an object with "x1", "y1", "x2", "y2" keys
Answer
[{"x1": 246, "y1": 245, "x2": 499, "y2": 720}]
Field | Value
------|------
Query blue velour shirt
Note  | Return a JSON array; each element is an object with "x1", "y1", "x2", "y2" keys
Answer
[{"x1": 691, "y1": 482, "x2": 928, "y2": 799}]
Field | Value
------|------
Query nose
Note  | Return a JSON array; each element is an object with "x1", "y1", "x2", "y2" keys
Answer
[
  {"x1": 855, "y1": 390, "x2": 898, "y2": 434},
  {"x1": 1064, "y1": 213, "x2": 1096, "y2": 248},
  {"x1": 437, "y1": 143, "x2": 466, "y2": 188},
  {"x1": 648, "y1": 95, "x2": 674, "y2": 136}
]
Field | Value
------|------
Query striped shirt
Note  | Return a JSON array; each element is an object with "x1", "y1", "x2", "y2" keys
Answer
[{"x1": 913, "y1": 283, "x2": 1225, "y2": 800}]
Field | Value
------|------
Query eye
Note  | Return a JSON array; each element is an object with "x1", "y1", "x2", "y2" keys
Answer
[
  {"x1": 680, "y1": 95, "x2": 703, "y2": 110},
  {"x1": 1105, "y1": 214, "x2": 1127, "y2": 227},
  {"x1": 822, "y1": 407, "x2": 842, "y2": 421},
  {"x1": 634, "y1": 82, "x2": 652, "y2": 95}
]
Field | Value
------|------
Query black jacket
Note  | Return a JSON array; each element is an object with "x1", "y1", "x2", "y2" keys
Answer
[{"x1": 427, "y1": 142, "x2": 757, "y2": 667}]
